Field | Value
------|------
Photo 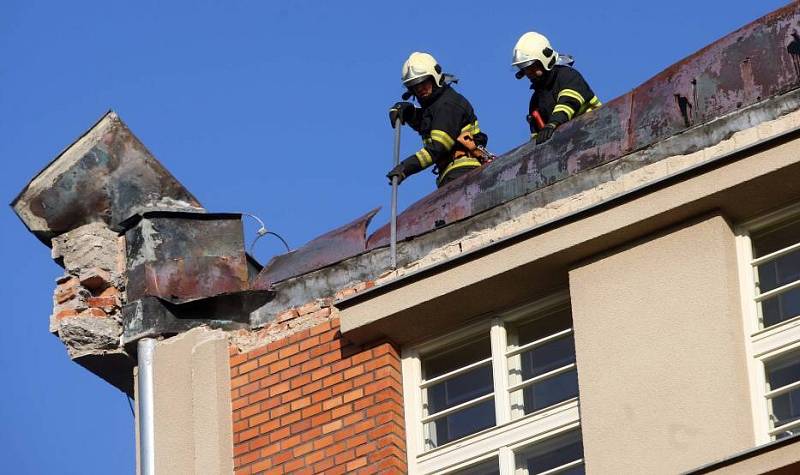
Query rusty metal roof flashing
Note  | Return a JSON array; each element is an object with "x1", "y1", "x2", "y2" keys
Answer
[
  {"x1": 124, "y1": 211, "x2": 270, "y2": 304},
  {"x1": 254, "y1": 208, "x2": 380, "y2": 286},
  {"x1": 122, "y1": 211, "x2": 273, "y2": 340},
  {"x1": 11, "y1": 111, "x2": 204, "y2": 245}
]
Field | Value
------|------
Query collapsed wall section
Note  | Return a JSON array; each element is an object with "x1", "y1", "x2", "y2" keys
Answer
[{"x1": 50, "y1": 222, "x2": 133, "y2": 393}]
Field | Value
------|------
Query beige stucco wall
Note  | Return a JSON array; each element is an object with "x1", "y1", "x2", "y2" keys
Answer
[
  {"x1": 569, "y1": 214, "x2": 754, "y2": 474},
  {"x1": 147, "y1": 327, "x2": 234, "y2": 475}
]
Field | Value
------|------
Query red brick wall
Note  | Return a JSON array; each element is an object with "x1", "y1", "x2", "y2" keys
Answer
[{"x1": 230, "y1": 318, "x2": 407, "y2": 474}]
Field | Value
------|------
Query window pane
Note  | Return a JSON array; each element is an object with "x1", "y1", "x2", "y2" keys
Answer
[
  {"x1": 422, "y1": 335, "x2": 496, "y2": 449},
  {"x1": 428, "y1": 364, "x2": 493, "y2": 414},
  {"x1": 516, "y1": 308, "x2": 572, "y2": 346},
  {"x1": 450, "y1": 457, "x2": 500, "y2": 475},
  {"x1": 767, "y1": 355, "x2": 800, "y2": 429},
  {"x1": 425, "y1": 398, "x2": 496, "y2": 449},
  {"x1": 761, "y1": 287, "x2": 800, "y2": 328},
  {"x1": 521, "y1": 336, "x2": 576, "y2": 379},
  {"x1": 515, "y1": 431, "x2": 584, "y2": 474},
  {"x1": 756, "y1": 250, "x2": 800, "y2": 294},
  {"x1": 424, "y1": 336, "x2": 491, "y2": 379},
  {"x1": 753, "y1": 219, "x2": 800, "y2": 258},
  {"x1": 511, "y1": 311, "x2": 579, "y2": 415},
  {"x1": 520, "y1": 369, "x2": 579, "y2": 414}
]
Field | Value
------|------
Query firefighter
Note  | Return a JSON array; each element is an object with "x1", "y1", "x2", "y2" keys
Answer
[
  {"x1": 386, "y1": 52, "x2": 488, "y2": 188},
  {"x1": 512, "y1": 32, "x2": 601, "y2": 144}
]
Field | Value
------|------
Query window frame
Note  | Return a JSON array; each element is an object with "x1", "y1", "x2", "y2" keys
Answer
[
  {"x1": 736, "y1": 202, "x2": 800, "y2": 444},
  {"x1": 401, "y1": 292, "x2": 583, "y2": 474}
]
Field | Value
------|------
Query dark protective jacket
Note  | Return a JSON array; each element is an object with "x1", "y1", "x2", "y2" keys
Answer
[
  {"x1": 528, "y1": 65, "x2": 601, "y2": 136},
  {"x1": 397, "y1": 84, "x2": 485, "y2": 187}
]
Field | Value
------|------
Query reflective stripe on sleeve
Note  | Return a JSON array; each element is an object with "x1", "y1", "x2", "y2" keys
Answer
[
  {"x1": 437, "y1": 156, "x2": 482, "y2": 184},
  {"x1": 579, "y1": 96, "x2": 602, "y2": 115},
  {"x1": 416, "y1": 148, "x2": 433, "y2": 168},
  {"x1": 460, "y1": 120, "x2": 480, "y2": 136},
  {"x1": 558, "y1": 88, "x2": 586, "y2": 106},
  {"x1": 552, "y1": 104, "x2": 576, "y2": 120},
  {"x1": 429, "y1": 129, "x2": 455, "y2": 150}
]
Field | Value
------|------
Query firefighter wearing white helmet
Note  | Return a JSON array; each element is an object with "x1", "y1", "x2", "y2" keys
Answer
[
  {"x1": 512, "y1": 32, "x2": 601, "y2": 144},
  {"x1": 387, "y1": 52, "x2": 489, "y2": 188}
]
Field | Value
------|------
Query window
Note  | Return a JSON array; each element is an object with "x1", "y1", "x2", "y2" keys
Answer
[
  {"x1": 402, "y1": 293, "x2": 584, "y2": 474},
  {"x1": 737, "y1": 205, "x2": 800, "y2": 443}
]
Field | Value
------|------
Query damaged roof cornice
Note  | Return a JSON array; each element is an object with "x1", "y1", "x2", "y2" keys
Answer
[{"x1": 11, "y1": 110, "x2": 204, "y2": 246}]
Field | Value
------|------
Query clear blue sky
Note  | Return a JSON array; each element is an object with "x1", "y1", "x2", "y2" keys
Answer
[{"x1": 0, "y1": 1, "x2": 788, "y2": 473}]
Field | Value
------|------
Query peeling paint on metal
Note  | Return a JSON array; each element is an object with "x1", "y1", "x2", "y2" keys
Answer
[{"x1": 253, "y1": 208, "x2": 380, "y2": 287}]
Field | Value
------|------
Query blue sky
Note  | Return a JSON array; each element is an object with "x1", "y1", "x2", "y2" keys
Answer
[{"x1": 0, "y1": 1, "x2": 789, "y2": 473}]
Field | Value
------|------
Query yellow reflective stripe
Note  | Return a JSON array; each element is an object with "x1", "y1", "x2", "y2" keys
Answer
[
  {"x1": 429, "y1": 130, "x2": 455, "y2": 150},
  {"x1": 558, "y1": 89, "x2": 585, "y2": 105},
  {"x1": 438, "y1": 157, "x2": 482, "y2": 183},
  {"x1": 579, "y1": 96, "x2": 602, "y2": 115},
  {"x1": 552, "y1": 104, "x2": 575, "y2": 120},
  {"x1": 415, "y1": 149, "x2": 433, "y2": 168},
  {"x1": 460, "y1": 120, "x2": 480, "y2": 135}
]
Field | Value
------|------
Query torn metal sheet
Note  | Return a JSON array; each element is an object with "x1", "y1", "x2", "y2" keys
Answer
[
  {"x1": 253, "y1": 208, "x2": 380, "y2": 287},
  {"x1": 125, "y1": 212, "x2": 254, "y2": 304},
  {"x1": 122, "y1": 297, "x2": 250, "y2": 347},
  {"x1": 368, "y1": 2, "x2": 800, "y2": 248},
  {"x1": 11, "y1": 111, "x2": 203, "y2": 245}
]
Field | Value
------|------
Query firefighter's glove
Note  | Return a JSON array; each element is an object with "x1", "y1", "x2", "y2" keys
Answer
[
  {"x1": 536, "y1": 123, "x2": 557, "y2": 144},
  {"x1": 389, "y1": 102, "x2": 415, "y2": 128},
  {"x1": 386, "y1": 164, "x2": 406, "y2": 185}
]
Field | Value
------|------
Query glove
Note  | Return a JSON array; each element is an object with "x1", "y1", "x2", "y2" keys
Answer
[
  {"x1": 389, "y1": 102, "x2": 415, "y2": 128},
  {"x1": 536, "y1": 123, "x2": 557, "y2": 144},
  {"x1": 386, "y1": 163, "x2": 406, "y2": 185}
]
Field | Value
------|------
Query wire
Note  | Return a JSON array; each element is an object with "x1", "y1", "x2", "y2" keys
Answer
[
  {"x1": 126, "y1": 394, "x2": 135, "y2": 418},
  {"x1": 242, "y1": 212, "x2": 291, "y2": 255},
  {"x1": 266, "y1": 231, "x2": 291, "y2": 253}
]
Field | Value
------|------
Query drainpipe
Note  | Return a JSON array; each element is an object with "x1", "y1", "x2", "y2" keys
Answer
[{"x1": 137, "y1": 338, "x2": 156, "y2": 475}]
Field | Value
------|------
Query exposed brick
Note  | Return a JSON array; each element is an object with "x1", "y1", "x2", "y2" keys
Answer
[
  {"x1": 269, "y1": 381, "x2": 291, "y2": 397},
  {"x1": 276, "y1": 308, "x2": 299, "y2": 323},
  {"x1": 298, "y1": 335, "x2": 320, "y2": 352},
  {"x1": 238, "y1": 359, "x2": 259, "y2": 375},
  {"x1": 297, "y1": 301, "x2": 321, "y2": 316},
  {"x1": 290, "y1": 396, "x2": 311, "y2": 411},
  {"x1": 230, "y1": 352, "x2": 249, "y2": 367},
  {"x1": 347, "y1": 457, "x2": 368, "y2": 472},
  {"x1": 250, "y1": 458, "x2": 273, "y2": 473},
  {"x1": 330, "y1": 403, "x2": 352, "y2": 420},
  {"x1": 78, "y1": 267, "x2": 111, "y2": 290},
  {"x1": 309, "y1": 320, "x2": 332, "y2": 336},
  {"x1": 283, "y1": 457, "x2": 306, "y2": 473},
  {"x1": 53, "y1": 309, "x2": 80, "y2": 320},
  {"x1": 322, "y1": 395, "x2": 343, "y2": 411},
  {"x1": 278, "y1": 343, "x2": 299, "y2": 359},
  {"x1": 79, "y1": 308, "x2": 106, "y2": 318},
  {"x1": 87, "y1": 296, "x2": 117, "y2": 309},
  {"x1": 231, "y1": 314, "x2": 406, "y2": 474},
  {"x1": 322, "y1": 420, "x2": 343, "y2": 434},
  {"x1": 342, "y1": 388, "x2": 363, "y2": 404}
]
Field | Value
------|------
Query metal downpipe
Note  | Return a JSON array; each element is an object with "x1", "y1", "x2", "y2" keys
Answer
[
  {"x1": 390, "y1": 117, "x2": 402, "y2": 269},
  {"x1": 137, "y1": 338, "x2": 156, "y2": 475}
]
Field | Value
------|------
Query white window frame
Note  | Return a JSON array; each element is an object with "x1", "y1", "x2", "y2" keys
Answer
[
  {"x1": 736, "y1": 202, "x2": 800, "y2": 445},
  {"x1": 401, "y1": 292, "x2": 583, "y2": 474}
]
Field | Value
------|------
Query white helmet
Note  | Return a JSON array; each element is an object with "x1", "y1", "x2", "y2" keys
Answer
[
  {"x1": 512, "y1": 32, "x2": 557, "y2": 72},
  {"x1": 402, "y1": 52, "x2": 443, "y2": 88}
]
